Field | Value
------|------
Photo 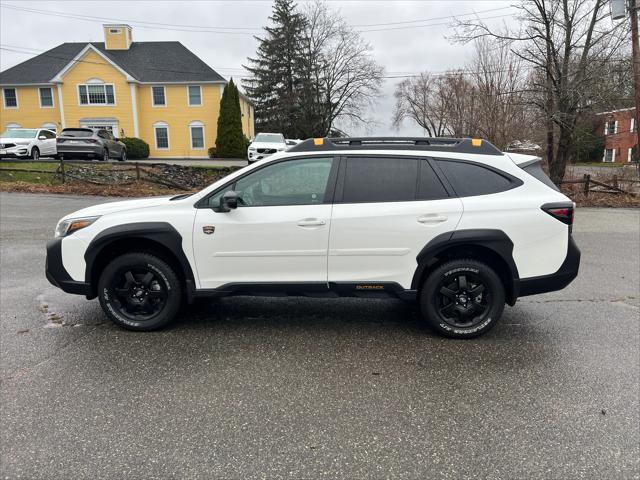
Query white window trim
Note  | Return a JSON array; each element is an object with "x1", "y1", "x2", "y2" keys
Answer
[
  {"x1": 153, "y1": 122, "x2": 170, "y2": 150},
  {"x1": 77, "y1": 83, "x2": 117, "y2": 106},
  {"x1": 151, "y1": 85, "x2": 167, "y2": 107},
  {"x1": 629, "y1": 147, "x2": 634, "y2": 162},
  {"x1": 187, "y1": 85, "x2": 203, "y2": 107},
  {"x1": 631, "y1": 118, "x2": 636, "y2": 133},
  {"x1": 603, "y1": 148, "x2": 615, "y2": 163},
  {"x1": 189, "y1": 122, "x2": 206, "y2": 150},
  {"x1": 614, "y1": 120, "x2": 619, "y2": 134},
  {"x1": 38, "y1": 87, "x2": 54, "y2": 108},
  {"x1": 3, "y1": 88, "x2": 18, "y2": 109}
]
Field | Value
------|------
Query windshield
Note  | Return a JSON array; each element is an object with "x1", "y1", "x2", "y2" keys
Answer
[
  {"x1": 254, "y1": 133, "x2": 285, "y2": 143},
  {"x1": 1, "y1": 129, "x2": 37, "y2": 138},
  {"x1": 61, "y1": 129, "x2": 94, "y2": 138}
]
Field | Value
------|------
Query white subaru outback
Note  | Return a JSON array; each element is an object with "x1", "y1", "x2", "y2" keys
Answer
[{"x1": 46, "y1": 137, "x2": 580, "y2": 338}]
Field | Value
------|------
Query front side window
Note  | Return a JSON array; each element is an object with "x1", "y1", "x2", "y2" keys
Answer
[
  {"x1": 39, "y1": 87, "x2": 53, "y2": 107},
  {"x1": 3, "y1": 88, "x2": 17, "y2": 108},
  {"x1": 342, "y1": 157, "x2": 419, "y2": 203},
  {"x1": 209, "y1": 157, "x2": 334, "y2": 208},
  {"x1": 188, "y1": 85, "x2": 202, "y2": 106},
  {"x1": 435, "y1": 160, "x2": 515, "y2": 197},
  {"x1": 152, "y1": 86, "x2": 166, "y2": 106},
  {"x1": 79, "y1": 84, "x2": 115, "y2": 105},
  {"x1": 190, "y1": 125, "x2": 204, "y2": 149},
  {"x1": 154, "y1": 125, "x2": 169, "y2": 149}
]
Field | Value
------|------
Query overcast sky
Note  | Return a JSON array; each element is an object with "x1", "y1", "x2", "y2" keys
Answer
[{"x1": 0, "y1": 0, "x2": 517, "y2": 136}]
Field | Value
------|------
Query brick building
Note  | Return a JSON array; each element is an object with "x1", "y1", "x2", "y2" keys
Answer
[{"x1": 595, "y1": 107, "x2": 638, "y2": 163}]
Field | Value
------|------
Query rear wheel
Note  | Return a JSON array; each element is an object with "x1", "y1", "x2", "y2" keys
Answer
[
  {"x1": 419, "y1": 259, "x2": 505, "y2": 338},
  {"x1": 97, "y1": 252, "x2": 182, "y2": 331},
  {"x1": 119, "y1": 149, "x2": 127, "y2": 161},
  {"x1": 102, "y1": 148, "x2": 109, "y2": 161}
]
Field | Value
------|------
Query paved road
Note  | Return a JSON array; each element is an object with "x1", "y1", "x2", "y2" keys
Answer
[{"x1": 1, "y1": 192, "x2": 638, "y2": 479}]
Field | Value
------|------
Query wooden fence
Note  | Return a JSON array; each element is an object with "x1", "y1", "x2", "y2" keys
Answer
[{"x1": 559, "y1": 174, "x2": 639, "y2": 196}]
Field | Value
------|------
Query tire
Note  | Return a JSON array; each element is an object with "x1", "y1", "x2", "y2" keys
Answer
[
  {"x1": 97, "y1": 252, "x2": 182, "y2": 331},
  {"x1": 102, "y1": 148, "x2": 109, "y2": 161},
  {"x1": 31, "y1": 147, "x2": 40, "y2": 161},
  {"x1": 119, "y1": 149, "x2": 127, "y2": 162},
  {"x1": 419, "y1": 259, "x2": 505, "y2": 339}
]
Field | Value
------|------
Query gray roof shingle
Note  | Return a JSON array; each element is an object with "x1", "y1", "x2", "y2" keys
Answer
[{"x1": 0, "y1": 42, "x2": 226, "y2": 84}]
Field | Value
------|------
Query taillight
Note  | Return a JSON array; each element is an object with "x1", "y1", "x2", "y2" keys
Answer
[{"x1": 542, "y1": 203, "x2": 574, "y2": 225}]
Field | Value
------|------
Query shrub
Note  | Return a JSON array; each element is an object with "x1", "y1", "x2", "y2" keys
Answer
[
  {"x1": 120, "y1": 137, "x2": 150, "y2": 159},
  {"x1": 208, "y1": 147, "x2": 217, "y2": 158},
  {"x1": 216, "y1": 79, "x2": 246, "y2": 158}
]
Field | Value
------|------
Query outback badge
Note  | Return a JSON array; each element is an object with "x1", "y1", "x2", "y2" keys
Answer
[{"x1": 202, "y1": 225, "x2": 215, "y2": 235}]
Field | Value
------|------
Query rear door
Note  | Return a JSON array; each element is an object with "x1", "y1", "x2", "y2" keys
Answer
[{"x1": 328, "y1": 156, "x2": 463, "y2": 289}]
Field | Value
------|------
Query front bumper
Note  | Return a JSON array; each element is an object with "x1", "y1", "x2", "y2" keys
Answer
[
  {"x1": 0, "y1": 146, "x2": 30, "y2": 158},
  {"x1": 45, "y1": 238, "x2": 92, "y2": 296},
  {"x1": 518, "y1": 235, "x2": 581, "y2": 297}
]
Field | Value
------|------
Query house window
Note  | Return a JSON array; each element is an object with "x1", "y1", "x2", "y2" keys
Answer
[
  {"x1": 78, "y1": 84, "x2": 115, "y2": 105},
  {"x1": 603, "y1": 149, "x2": 615, "y2": 163},
  {"x1": 39, "y1": 87, "x2": 54, "y2": 108},
  {"x1": 154, "y1": 123, "x2": 170, "y2": 150},
  {"x1": 152, "y1": 86, "x2": 166, "y2": 106},
  {"x1": 42, "y1": 122, "x2": 57, "y2": 133},
  {"x1": 3, "y1": 88, "x2": 17, "y2": 108},
  {"x1": 604, "y1": 120, "x2": 617, "y2": 135},
  {"x1": 188, "y1": 85, "x2": 202, "y2": 106},
  {"x1": 190, "y1": 122, "x2": 205, "y2": 149}
]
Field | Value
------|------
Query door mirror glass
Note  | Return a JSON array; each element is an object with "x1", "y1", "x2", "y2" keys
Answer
[{"x1": 220, "y1": 190, "x2": 239, "y2": 211}]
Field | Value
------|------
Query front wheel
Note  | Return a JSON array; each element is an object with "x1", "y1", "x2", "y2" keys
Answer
[
  {"x1": 31, "y1": 147, "x2": 40, "y2": 161},
  {"x1": 119, "y1": 149, "x2": 127, "y2": 161},
  {"x1": 419, "y1": 259, "x2": 505, "y2": 339},
  {"x1": 97, "y1": 252, "x2": 182, "y2": 331}
]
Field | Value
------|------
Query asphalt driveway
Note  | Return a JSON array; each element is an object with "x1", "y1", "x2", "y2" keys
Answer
[{"x1": 0, "y1": 192, "x2": 638, "y2": 479}]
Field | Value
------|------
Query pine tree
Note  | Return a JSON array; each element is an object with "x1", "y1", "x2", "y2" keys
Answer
[
  {"x1": 242, "y1": 0, "x2": 308, "y2": 137},
  {"x1": 216, "y1": 79, "x2": 246, "y2": 158}
]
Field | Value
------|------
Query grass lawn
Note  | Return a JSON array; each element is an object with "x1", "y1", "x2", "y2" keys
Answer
[{"x1": 0, "y1": 162, "x2": 62, "y2": 184}]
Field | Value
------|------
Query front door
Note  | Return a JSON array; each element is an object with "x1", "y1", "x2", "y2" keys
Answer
[
  {"x1": 193, "y1": 156, "x2": 337, "y2": 289},
  {"x1": 328, "y1": 156, "x2": 464, "y2": 289}
]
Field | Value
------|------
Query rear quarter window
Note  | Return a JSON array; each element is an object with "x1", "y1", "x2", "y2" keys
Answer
[{"x1": 435, "y1": 159, "x2": 518, "y2": 197}]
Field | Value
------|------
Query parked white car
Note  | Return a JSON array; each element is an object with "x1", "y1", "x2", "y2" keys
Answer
[
  {"x1": 247, "y1": 132, "x2": 287, "y2": 163},
  {"x1": 0, "y1": 128, "x2": 57, "y2": 160},
  {"x1": 46, "y1": 136, "x2": 580, "y2": 338}
]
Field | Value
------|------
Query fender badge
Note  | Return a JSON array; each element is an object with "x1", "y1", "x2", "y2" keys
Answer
[{"x1": 202, "y1": 225, "x2": 216, "y2": 235}]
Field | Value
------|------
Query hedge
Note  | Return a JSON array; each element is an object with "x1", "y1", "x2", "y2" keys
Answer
[{"x1": 120, "y1": 137, "x2": 150, "y2": 159}]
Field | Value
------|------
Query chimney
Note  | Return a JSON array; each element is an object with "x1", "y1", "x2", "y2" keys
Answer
[{"x1": 103, "y1": 24, "x2": 132, "y2": 50}]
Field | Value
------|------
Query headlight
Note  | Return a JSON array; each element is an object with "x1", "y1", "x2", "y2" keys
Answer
[
  {"x1": 277, "y1": 148, "x2": 285, "y2": 151},
  {"x1": 248, "y1": 147, "x2": 256, "y2": 151},
  {"x1": 54, "y1": 216, "x2": 100, "y2": 238}
]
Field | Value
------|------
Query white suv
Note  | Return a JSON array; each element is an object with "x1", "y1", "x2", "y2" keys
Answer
[
  {"x1": 0, "y1": 128, "x2": 57, "y2": 160},
  {"x1": 46, "y1": 137, "x2": 580, "y2": 338}
]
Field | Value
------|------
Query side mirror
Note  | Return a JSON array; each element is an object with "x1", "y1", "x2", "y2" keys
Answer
[
  {"x1": 220, "y1": 190, "x2": 239, "y2": 211},
  {"x1": 286, "y1": 140, "x2": 296, "y2": 146},
  {"x1": 38, "y1": 135, "x2": 46, "y2": 140}
]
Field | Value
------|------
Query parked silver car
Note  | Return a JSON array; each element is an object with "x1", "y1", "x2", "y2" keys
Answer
[{"x1": 56, "y1": 128, "x2": 127, "y2": 161}]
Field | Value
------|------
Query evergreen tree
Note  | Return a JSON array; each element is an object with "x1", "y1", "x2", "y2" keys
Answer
[
  {"x1": 243, "y1": 0, "x2": 308, "y2": 137},
  {"x1": 216, "y1": 79, "x2": 246, "y2": 158}
]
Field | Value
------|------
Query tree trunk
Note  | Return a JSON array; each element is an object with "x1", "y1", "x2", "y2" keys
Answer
[{"x1": 550, "y1": 126, "x2": 572, "y2": 185}]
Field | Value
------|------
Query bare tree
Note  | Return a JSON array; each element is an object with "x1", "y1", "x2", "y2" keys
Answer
[
  {"x1": 454, "y1": 0, "x2": 630, "y2": 184},
  {"x1": 302, "y1": 0, "x2": 384, "y2": 136},
  {"x1": 392, "y1": 73, "x2": 450, "y2": 137}
]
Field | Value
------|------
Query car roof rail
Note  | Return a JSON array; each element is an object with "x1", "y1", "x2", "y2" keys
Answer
[{"x1": 287, "y1": 137, "x2": 503, "y2": 156}]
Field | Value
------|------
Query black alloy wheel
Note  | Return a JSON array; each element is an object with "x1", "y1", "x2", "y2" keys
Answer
[
  {"x1": 420, "y1": 259, "x2": 505, "y2": 338},
  {"x1": 98, "y1": 252, "x2": 182, "y2": 331}
]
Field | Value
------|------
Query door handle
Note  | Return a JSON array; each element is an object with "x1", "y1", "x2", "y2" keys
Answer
[
  {"x1": 297, "y1": 218, "x2": 326, "y2": 227},
  {"x1": 417, "y1": 214, "x2": 448, "y2": 224}
]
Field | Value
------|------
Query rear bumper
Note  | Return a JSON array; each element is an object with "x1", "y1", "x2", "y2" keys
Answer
[
  {"x1": 45, "y1": 238, "x2": 92, "y2": 296},
  {"x1": 517, "y1": 235, "x2": 581, "y2": 297},
  {"x1": 57, "y1": 144, "x2": 103, "y2": 156}
]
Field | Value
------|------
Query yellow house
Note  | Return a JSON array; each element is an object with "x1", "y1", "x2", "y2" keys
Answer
[{"x1": 0, "y1": 25, "x2": 254, "y2": 158}]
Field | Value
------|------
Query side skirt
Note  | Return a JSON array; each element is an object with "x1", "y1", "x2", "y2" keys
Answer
[{"x1": 193, "y1": 282, "x2": 417, "y2": 301}]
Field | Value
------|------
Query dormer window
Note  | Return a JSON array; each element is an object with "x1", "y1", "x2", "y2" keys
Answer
[{"x1": 109, "y1": 28, "x2": 121, "y2": 34}]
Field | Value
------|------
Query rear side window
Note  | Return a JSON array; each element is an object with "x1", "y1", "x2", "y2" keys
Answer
[
  {"x1": 435, "y1": 160, "x2": 515, "y2": 197},
  {"x1": 342, "y1": 157, "x2": 418, "y2": 203}
]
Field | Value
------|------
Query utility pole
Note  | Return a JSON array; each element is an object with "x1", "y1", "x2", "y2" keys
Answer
[{"x1": 630, "y1": 0, "x2": 640, "y2": 156}]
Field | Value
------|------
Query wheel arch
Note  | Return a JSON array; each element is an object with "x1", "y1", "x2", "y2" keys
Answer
[
  {"x1": 84, "y1": 222, "x2": 196, "y2": 301},
  {"x1": 411, "y1": 229, "x2": 520, "y2": 305}
]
